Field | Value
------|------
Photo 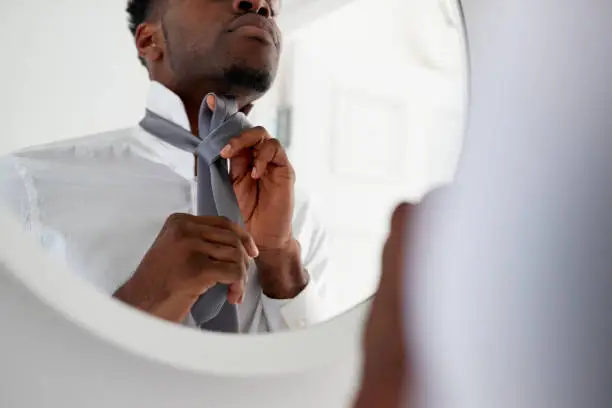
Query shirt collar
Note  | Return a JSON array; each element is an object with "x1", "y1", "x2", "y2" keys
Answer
[
  {"x1": 137, "y1": 81, "x2": 195, "y2": 180},
  {"x1": 146, "y1": 81, "x2": 192, "y2": 132}
]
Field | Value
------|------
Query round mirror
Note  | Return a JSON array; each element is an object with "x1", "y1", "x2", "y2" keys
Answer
[{"x1": 0, "y1": 0, "x2": 467, "y2": 334}]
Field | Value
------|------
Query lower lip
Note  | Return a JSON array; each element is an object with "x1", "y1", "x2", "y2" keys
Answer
[{"x1": 231, "y1": 26, "x2": 274, "y2": 45}]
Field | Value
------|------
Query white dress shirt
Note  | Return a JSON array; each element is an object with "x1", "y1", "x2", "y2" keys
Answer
[{"x1": 0, "y1": 81, "x2": 332, "y2": 333}]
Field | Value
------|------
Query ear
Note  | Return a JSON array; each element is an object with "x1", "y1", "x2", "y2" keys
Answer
[{"x1": 134, "y1": 23, "x2": 164, "y2": 65}]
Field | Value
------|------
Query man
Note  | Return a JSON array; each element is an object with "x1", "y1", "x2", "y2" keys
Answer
[{"x1": 0, "y1": 0, "x2": 330, "y2": 333}]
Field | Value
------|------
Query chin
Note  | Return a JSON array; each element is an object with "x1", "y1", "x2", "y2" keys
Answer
[{"x1": 223, "y1": 64, "x2": 276, "y2": 94}]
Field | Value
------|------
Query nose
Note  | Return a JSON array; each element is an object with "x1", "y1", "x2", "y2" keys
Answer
[{"x1": 232, "y1": 0, "x2": 273, "y2": 18}]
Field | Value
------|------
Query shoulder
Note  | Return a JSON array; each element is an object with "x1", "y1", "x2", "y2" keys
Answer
[
  {"x1": 0, "y1": 155, "x2": 26, "y2": 190},
  {"x1": 0, "y1": 127, "x2": 138, "y2": 225},
  {"x1": 3, "y1": 127, "x2": 144, "y2": 186},
  {"x1": 0, "y1": 154, "x2": 33, "y2": 229},
  {"x1": 11, "y1": 127, "x2": 138, "y2": 163}
]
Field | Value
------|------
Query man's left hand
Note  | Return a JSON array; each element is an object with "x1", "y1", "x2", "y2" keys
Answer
[
  {"x1": 220, "y1": 124, "x2": 295, "y2": 251},
  {"x1": 211, "y1": 96, "x2": 307, "y2": 298}
]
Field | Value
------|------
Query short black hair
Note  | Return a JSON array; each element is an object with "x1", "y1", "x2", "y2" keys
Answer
[
  {"x1": 127, "y1": 0, "x2": 159, "y2": 65},
  {"x1": 126, "y1": 0, "x2": 155, "y2": 37}
]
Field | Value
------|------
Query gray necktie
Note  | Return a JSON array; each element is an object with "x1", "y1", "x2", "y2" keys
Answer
[{"x1": 139, "y1": 94, "x2": 252, "y2": 333}]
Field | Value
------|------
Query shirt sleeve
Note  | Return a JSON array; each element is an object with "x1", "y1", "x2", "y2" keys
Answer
[
  {"x1": 0, "y1": 156, "x2": 32, "y2": 230},
  {"x1": 261, "y1": 194, "x2": 334, "y2": 331}
]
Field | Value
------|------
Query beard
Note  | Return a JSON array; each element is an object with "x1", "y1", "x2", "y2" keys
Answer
[
  {"x1": 162, "y1": 23, "x2": 276, "y2": 99},
  {"x1": 222, "y1": 64, "x2": 274, "y2": 94}
]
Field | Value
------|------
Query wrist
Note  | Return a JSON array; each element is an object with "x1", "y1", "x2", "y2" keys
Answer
[
  {"x1": 256, "y1": 239, "x2": 309, "y2": 299},
  {"x1": 256, "y1": 237, "x2": 300, "y2": 262}
]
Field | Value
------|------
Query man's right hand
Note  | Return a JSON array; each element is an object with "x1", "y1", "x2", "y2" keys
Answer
[{"x1": 113, "y1": 213, "x2": 259, "y2": 323}]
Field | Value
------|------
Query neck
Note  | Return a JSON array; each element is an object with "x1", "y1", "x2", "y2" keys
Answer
[
  {"x1": 180, "y1": 93, "x2": 205, "y2": 137},
  {"x1": 160, "y1": 81, "x2": 254, "y2": 137},
  {"x1": 183, "y1": 91, "x2": 256, "y2": 137}
]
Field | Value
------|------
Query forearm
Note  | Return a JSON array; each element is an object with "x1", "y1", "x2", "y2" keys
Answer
[
  {"x1": 113, "y1": 277, "x2": 197, "y2": 323},
  {"x1": 256, "y1": 239, "x2": 309, "y2": 299}
]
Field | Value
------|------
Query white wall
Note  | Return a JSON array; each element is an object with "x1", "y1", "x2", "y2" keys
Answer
[
  {"x1": 0, "y1": 0, "x2": 150, "y2": 154},
  {"x1": 281, "y1": 0, "x2": 467, "y2": 314}
]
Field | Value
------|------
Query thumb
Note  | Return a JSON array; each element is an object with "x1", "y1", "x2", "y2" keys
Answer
[
  {"x1": 206, "y1": 94, "x2": 216, "y2": 111},
  {"x1": 389, "y1": 202, "x2": 412, "y2": 243},
  {"x1": 381, "y1": 202, "x2": 412, "y2": 287}
]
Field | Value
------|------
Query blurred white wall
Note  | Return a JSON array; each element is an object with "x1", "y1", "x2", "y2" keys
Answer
[
  {"x1": 281, "y1": 0, "x2": 467, "y2": 313},
  {"x1": 0, "y1": 0, "x2": 150, "y2": 154}
]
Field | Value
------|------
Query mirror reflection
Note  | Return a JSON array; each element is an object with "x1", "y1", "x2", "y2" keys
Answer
[{"x1": 0, "y1": 0, "x2": 467, "y2": 333}]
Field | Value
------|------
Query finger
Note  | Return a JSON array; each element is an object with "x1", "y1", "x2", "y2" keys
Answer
[
  {"x1": 228, "y1": 150, "x2": 253, "y2": 181},
  {"x1": 382, "y1": 187, "x2": 445, "y2": 272},
  {"x1": 380, "y1": 190, "x2": 446, "y2": 301},
  {"x1": 227, "y1": 279, "x2": 246, "y2": 305},
  {"x1": 381, "y1": 188, "x2": 444, "y2": 278},
  {"x1": 185, "y1": 217, "x2": 259, "y2": 258},
  {"x1": 182, "y1": 222, "x2": 246, "y2": 249},
  {"x1": 251, "y1": 139, "x2": 289, "y2": 179},
  {"x1": 186, "y1": 238, "x2": 250, "y2": 266},
  {"x1": 206, "y1": 94, "x2": 216, "y2": 111},
  {"x1": 220, "y1": 126, "x2": 271, "y2": 159},
  {"x1": 212, "y1": 262, "x2": 247, "y2": 285},
  {"x1": 193, "y1": 257, "x2": 247, "y2": 287},
  {"x1": 381, "y1": 202, "x2": 412, "y2": 289},
  {"x1": 389, "y1": 202, "x2": 412, "y2": 245}
]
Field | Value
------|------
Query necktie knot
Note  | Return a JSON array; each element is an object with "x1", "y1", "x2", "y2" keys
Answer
[
  {"x1": 196, "y1": 93, "x2": 251, "y2": 166},
  {"x1": 195, "y1": 119, "x2": 246, "y2": 165}
]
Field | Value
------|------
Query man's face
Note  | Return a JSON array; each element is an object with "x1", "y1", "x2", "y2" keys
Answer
[{"x1": 159, "y1": 0, "x2": 282, "y2": 100}]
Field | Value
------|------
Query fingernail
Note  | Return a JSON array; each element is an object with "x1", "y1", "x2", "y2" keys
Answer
[
  {"x1": 220, "y1": 145, "x2": 231, "y2": 157},
  {"x1": 251, "y1": 167, "x2": 258, "y2": 178}
]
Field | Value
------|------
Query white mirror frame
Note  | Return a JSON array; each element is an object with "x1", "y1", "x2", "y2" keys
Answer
[{"x1": 0, "y1": 208, "x2": 369, "y2": 407}]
